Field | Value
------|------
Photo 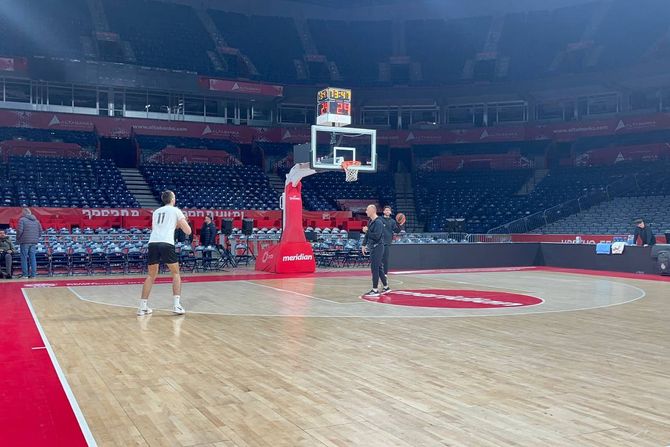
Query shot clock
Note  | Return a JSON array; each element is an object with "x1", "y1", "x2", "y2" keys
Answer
[{"x1": 316, "y1": 87, "x2": 352, "y2": 126}]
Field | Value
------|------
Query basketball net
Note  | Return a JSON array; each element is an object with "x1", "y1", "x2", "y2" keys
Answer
[{"x1": 341, "y1": 160, "x2": 361, "y2": 182}]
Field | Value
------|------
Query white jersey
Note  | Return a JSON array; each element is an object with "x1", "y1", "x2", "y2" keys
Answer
[{"x1": 149, "y1": 205, "x2": 185, "y2": 245}]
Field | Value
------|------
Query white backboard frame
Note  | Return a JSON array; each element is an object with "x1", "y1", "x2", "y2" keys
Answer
[{"x1": 310, "y1": 125, "x2": 377, "y2": 172}]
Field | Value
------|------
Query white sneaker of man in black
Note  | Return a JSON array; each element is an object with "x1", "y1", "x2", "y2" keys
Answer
[
  {"x1": 382, "y1": 286, "x2": 392, "y2": 294},
  {"x1": 365, "y1": 289, "x2": 380, "y2": 297}
]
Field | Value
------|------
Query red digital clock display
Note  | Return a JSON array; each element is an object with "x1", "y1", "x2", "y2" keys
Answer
[{"x1": 319, "y1": 101, "x2": 351, "y2": 116}]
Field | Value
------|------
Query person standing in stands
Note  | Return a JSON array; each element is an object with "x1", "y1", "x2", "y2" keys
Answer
[
  {"x1": 0, "y1": 229, "x2": 16, "y2": 279},
  {"x1": 361, "y1": 204, "x2": 389, "y2": 297},
  {"x1": 633, "y1": 218, "x2": 656, "y2": 246},
  {"x1": 138, "y1": 190, "x2": 191, "y2": 316},
  {"x1": 200, "y1": 214, "x2": 217, "y2": 265},
  {"x1": 380, "y1": 205, "x2": 404, "y2": 275},
  {"x1": 17, "y1": 208, "x2": 42, "y2": 278}
]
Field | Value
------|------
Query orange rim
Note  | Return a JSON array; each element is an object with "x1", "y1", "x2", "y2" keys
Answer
[{"x1": 341, "y1": 160, "x2": 361, "y2": 170}]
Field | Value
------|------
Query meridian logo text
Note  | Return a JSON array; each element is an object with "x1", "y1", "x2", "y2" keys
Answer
[{"x1": 282, "y1": 253, "x2": 313, "y2": 262}]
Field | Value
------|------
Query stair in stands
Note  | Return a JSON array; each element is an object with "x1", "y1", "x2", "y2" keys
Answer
[
  {"x1": 119, "y1": 168, "x2": 160, "y2": 208},
  {"x1": 516, "y1": 168, "x2": 549, "y2": 195},
  {"x1": 394, "y1": 173, "x2": 422, "y2": 232},
  {"x1": 267, "y1": 172, "x2": 286, "y2": 196}
]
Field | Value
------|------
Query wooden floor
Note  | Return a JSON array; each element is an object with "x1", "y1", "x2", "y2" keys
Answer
[{"x1": 26, "y1": 268, "x2": 670, "y2": 447}]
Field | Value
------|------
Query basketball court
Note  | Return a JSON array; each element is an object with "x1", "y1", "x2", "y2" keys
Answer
[{"x1": 5, "y1": 266, "x2": 670, "y2": 446}]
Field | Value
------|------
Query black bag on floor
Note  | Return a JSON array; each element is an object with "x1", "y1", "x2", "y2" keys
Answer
[{"x1": 657, "y1": 251, "x2": 670, "y2": 275}]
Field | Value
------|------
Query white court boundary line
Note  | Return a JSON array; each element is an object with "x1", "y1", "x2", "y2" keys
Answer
[
  {"x1": 22, "y1": 290, "x2": 98, "y2": 447},
  {"x1": 241, "y1": 278, "x2": 405, "y2": 304},
  {"x1": 65, "y1": 274, "x2": 647, "y2": 319}
]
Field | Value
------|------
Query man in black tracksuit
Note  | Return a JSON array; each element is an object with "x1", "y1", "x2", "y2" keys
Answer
[
  {"x1": 380, "y1": 205, "x2": 403, "y2": 275},
  {"x1": 200, "y1": 214, "x2": 218, "y2": 266},
  {"x1": 362, "y1": 204, "x2": 388, "y2": 297}
]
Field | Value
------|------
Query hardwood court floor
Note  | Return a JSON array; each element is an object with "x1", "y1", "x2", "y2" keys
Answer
[{"x1": 25, "y1": 268, "x2": 670, "y2": 446}]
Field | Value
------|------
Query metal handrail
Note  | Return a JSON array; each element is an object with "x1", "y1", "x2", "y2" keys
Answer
[{"x1": 487, "y1": 170, "x2": 643, "y2": 235}]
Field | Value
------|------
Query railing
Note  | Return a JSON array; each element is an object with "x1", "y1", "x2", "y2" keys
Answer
[
  {"x1": 487, "y1": 171, "x2": 642, "y2": 234},
  {"x1": 395, "y1": 232, "x2": 512, "y2": 243}
]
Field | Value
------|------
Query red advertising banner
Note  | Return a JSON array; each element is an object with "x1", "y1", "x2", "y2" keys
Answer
[
  {"x1": 2, "y1": 109, "x2": 670, "y2": 147},
  {"x1": 147, "y1": 147, "x2": 240, "y2": 165},
  {"x1": 529, "y1": 114, "x2": 670, "y2": 141},
  {"x1": 420, "y1": 153, "x2": 531, "y2": 171},
  {"x1": 0, "y1": 57, "x2": 15, "y2": 72},
  {"x1": 201, "y1": 77, "x2": 284, "y2": 97},
  {"x1": 576, "y1": 143, "x2": 670, "y2": 166},
  {"x1": 0, "y1": 57, "x2": 27, "y2": 72},
  {"x1": 0, "y1": 141, "x2": 89, "y2": 161},
  {"x1": 0, "y1": 207, "x2": 354, "y2": 229}
]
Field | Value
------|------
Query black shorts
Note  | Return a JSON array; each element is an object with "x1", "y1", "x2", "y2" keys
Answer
[{"x1": 147, "y1": 243, "x2": 178, "y2": 265}]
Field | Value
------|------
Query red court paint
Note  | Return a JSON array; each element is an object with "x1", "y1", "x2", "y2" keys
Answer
[
  {"x1": 362, "y1": 289, "x2": 543, "y2": 308},
  {"x1": 0, "y1": 283, "x2": 89, "y2": 446}
]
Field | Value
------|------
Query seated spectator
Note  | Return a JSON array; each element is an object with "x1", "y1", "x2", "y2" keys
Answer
[
  {"x1": 0, "y1": 229, "x2": 15, "y2": 278},
  {"x1": 633, "y1": 218, "x2": 656, "y2": 246}
]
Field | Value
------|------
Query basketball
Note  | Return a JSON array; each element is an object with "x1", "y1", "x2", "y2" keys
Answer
[{"x1": 396, "y1": 213, "x2": 406, "y2": 225}]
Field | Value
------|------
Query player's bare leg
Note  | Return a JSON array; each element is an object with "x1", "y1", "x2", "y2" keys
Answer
[
  {"x1": 138, "y1": 264, "x2": 159, "y2": 316},
  {"x1": 167, "y1": 262, "x2": 185, "y2": 314}
]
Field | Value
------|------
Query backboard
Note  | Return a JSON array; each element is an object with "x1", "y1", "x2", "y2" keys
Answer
[{"x1": 310, "y1": 125, "x2": 377, "y2": 172}]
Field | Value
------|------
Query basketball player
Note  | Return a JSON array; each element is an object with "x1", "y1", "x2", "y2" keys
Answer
[
  {"x1": 361, "y1": 204, "x2": 389, "y2": 296},
  {"x1": 380, "y1": 205, "x2": 404, "y2": 275},
  {"x1": 137, "y1": 190, "x2": 191, "y2": 316}
]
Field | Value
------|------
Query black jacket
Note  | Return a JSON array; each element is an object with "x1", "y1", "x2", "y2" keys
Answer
[
  {"x1": 200, "y1": 222, "x2": 217, "y2": 246},
  {"x1": 634, "y1": 225, "x2": 656, "y2": 246},
  {"x1": 363, "y1": 217, "x2": 385, "y2": 248},
  {"x1": 380, "y1": 215, "x2": 402, "y2": 245}
]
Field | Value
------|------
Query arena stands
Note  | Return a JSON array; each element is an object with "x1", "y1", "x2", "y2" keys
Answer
[
  {"x1": 140, "y1": 163, "x2": 279, "y2": 210},
  {"x1": 0, "y1": 0, "x2": 91, "y2": 59},
  {"x1": 208, "y1": 11, "x2": 304, "y2": 82},
  {"x1": 308, "y1": 20, "x2": 393, "y2": 83},
  {"x1": 4, "y1": 157, "x2": 138, "y2": 208},
  {"x1": 102, "y1": 0, "x2": 216, "y2": 74},
  {"x1": 414, "y1": 162, "x2": 668, "y2": 234},
  {"x1": 414, "y1": 170, "x2": 531, "y2": 233},
  {"x1": 593, "y1": 1, "x2": 670, "y2": 69},
  {"x1": 0, "y1": 0, "x2": 667, "y2": 84},
  {"x1": 406, "y1": 16, "x2": 491, "y2": 83},
  {"x1": 278, "y1": 168, "x2": 395, "y2": 212},
  {"x1": 531, "y1": 160, "x2": 670, "y2": 234},
  {"x1": 533, "y1": 196, "x2": 670, "y2": 235},
  {"x1": 499, "y1": 3, "x2": 596, "y2": 79}
]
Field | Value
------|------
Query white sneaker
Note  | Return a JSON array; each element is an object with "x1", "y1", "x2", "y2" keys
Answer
[
  {"x1": 173, "y1": 304, "x2": 186, "y2": 315},
  {"x1": 137, "y1": 307, "x2": 153, "y2": 316}
]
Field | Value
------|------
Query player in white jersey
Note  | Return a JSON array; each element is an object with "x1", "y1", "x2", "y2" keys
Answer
[{"x1": 137, "y1": 190, "x2": 192, "y2": 316}]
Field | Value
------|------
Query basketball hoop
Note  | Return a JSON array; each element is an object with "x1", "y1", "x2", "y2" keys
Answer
[{"x1": 341, "y1": 160, "x2": 361, "y2": 182}]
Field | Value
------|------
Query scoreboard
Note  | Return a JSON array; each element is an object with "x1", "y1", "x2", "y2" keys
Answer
[{"x1": 316, "y1": 87, "x2": 352, "y2": 126}]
